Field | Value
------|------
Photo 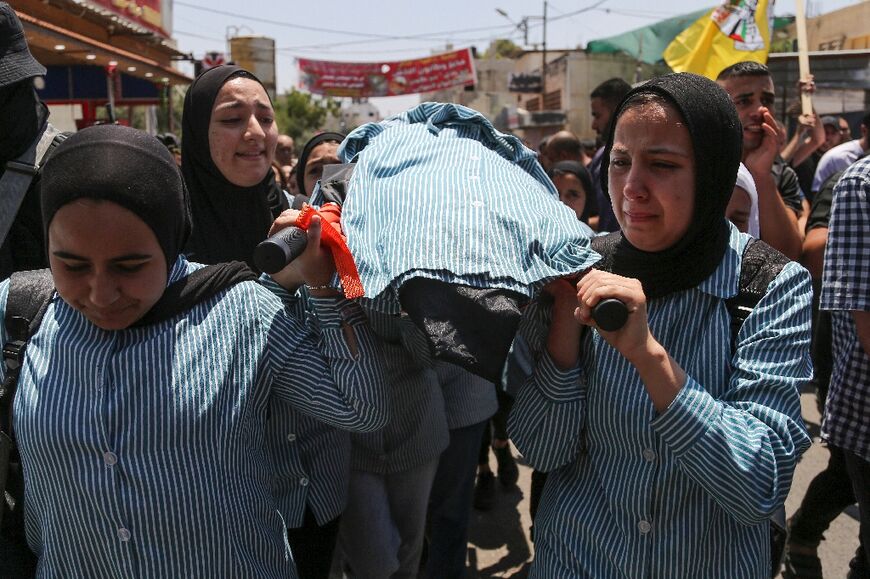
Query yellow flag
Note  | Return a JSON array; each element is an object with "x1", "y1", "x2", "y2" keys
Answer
[{"x1": 664, "y1": 0, "x2": 773, "y2": 79}]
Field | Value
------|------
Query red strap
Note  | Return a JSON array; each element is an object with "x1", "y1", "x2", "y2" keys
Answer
[{"x1": 295, "y1": 204, "x2": 364, "y2": 299}]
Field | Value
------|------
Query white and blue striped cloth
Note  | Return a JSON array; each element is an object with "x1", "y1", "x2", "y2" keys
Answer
[
  {"x1": 509, "y1": 225, "x2": 813, "y2": 578},
  {"x1": 347, "y1": 308, "x2": 449, "y2": 474},
  {"x1": 335, "y1": 102, "x2": 599, "y2": 312},
  {"x1": 259, "y1": 281, "x2": 353, "y2": 529},
  {"x1": 2, "y1": 257, "x2": 388, "y2": 578},
  {"x1": 820, "y1": 156, "x2": 870, "y2": 462}
]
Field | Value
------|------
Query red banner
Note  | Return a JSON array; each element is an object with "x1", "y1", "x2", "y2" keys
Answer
[
  {"x1": 297, "y1": 48, "x2": 477, "y2": 98},
  {"x1": 86, "y1": 0, "x2": 168, "y2": 37}
]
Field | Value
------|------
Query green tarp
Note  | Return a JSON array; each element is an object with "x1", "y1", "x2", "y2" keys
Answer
[
  {"x1": 586, "y1": 8, "x2": 712, "y2": 65},
  {"x1": 587, "y1": 8, "x2": 796, "y2": 64}
]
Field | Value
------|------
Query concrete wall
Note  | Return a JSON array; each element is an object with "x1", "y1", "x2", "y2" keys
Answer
[{"x1": 782, "y1": 3, "x2": 870, "y2": 51}]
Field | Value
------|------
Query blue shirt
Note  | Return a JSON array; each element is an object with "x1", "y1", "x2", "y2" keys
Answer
[
  {"x1": 509, "y1": 225, "x2": 812, "y2": 578},
  {"x1": 820, "y1": 156, "x2": 870, "y2": 462},
  {"x1": 2, "y1": 257, "x2": 388, "y2": 578},
  {"x1": 262, "y1": 280, "x2": 353, "y2": 528},
  {"x1": 348, "y1": 309, "x2": 449, "y2": 474},
  {"x1": 336, "y1": 101, "x2": 600, "y2": 312}
]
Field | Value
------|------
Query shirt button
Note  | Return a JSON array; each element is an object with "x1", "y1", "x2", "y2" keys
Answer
[
  {"x1": 642, "y1": 449, "x2": 656, "y2": 462},
  {"x1": 300, "y1": 477, "x2": 309, "y2": 487},
  {"x1": 471, "y1": 200, "x2": 484, "y2": 208},
  {"x1": 638, "y1": 520, "x2": 652, "y2": 534},
  {"x1": 103, "y1": 452, "x2": 118, "y2": 466},
  {"x1": 117, "y1": 527, "x2": 131, "y2": 542},
  {"x1": 286, "y1": 433, "x2": 297, "y2": 443}
]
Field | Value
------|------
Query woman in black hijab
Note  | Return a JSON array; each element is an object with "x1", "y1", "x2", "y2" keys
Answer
[
  {"x1": 3, "y1": 124, "x2": 385, "y2": 577},
  {"x1": 182, "y1": 65, "x2": 288, "y2": 268},
  {"x1": 508, "y1": 73, "x2": 813, "y2": 577}
]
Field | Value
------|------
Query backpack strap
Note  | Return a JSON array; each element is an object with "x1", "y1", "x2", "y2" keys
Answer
[
  {"x1": 1, "y1": 269, "x2": 55, "y2": 442},
  {"x1": 725, "y1": 239, "x2": 790, "y2": 353}
]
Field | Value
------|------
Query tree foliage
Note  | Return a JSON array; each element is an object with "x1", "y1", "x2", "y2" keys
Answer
[
  {"x1": 273, "y1": 89, "x2": 342, "y2": 143},
  {"x1": 484, "y1": 39, "x2": 524, "y2": 59}
]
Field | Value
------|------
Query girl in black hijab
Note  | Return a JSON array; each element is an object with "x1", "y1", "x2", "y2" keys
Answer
[
  {"x1": 508, "y1": 73, "x2": 812, "y2": 578},
  {"x1": 182, "y1": 65, "x2": 288, "y2": 268},
  {"x1": 5, "y1": 123, "x2": 385, "y2": 578}
]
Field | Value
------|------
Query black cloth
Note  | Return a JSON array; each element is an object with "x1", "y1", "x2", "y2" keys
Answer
[
  {"x1": 134, "y1": 261, "x2": 257, "y2": 327},
  {"x1": 842, "y1": 448, "x2": 870, "y2": 577},
  {"x1": 295, "y1": 132, "x2": 345, "y2": 195},
  {"x1": 794, "y1": 150, "x2": 822, "y2": 204},
  {"x1": 595, "y1": 73, "x2": 741, "y2": 299},
  {"x1": 772, "y1": 155, "x2": 804, "y2": 215},
  {"x1": 181, "y1": 65, "x2": 275, "y2": 268},
  {"x1": 284, "y1": 509, "x2": 340, "y2": 579},
  {"x1": 0, "y1": 83, "x2": 49, "y2": 279},
  {"x1": 399, "y1": 278, "x2": 526, "y2": 383},
  {"x1": 40, "y1": 124, "x2": 191, "y2": 271},
  {"x1": 0, "y1": 82, "x2": 45, "y2": 165}
]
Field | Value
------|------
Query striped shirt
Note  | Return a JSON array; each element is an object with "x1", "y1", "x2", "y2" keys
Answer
[
  {"x1": 336, "y1": 101, "x2": 600, "y2": 312},
  {"x1": 820, "y1": 156, "x2": 870, "y2": 462},
  {"x1": 508, "y1": 225, "x2": 813, "y2": 578},
  {"x1": 261, "y1": 279, "x2": 351, "y2": 528},
  {"x1": 435, "y1": 361, "x2": 498, "y2": 430},
  {"x1": 348, "y1": 309, "x2": 449, "y2": 474},
  {"x1": 2, "y1": 257, "x2": 388, "y2": 578}
]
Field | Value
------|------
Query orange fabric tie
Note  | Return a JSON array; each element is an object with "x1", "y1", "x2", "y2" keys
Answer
[{"x1": 295, "y1": 203, "x2": 364, "y2": 299}]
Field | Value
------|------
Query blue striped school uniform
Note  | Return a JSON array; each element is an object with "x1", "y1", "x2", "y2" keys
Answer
[
  {"x1": 435, "y1": 361, "x2": 497, "y2": 430},
  {"x1": 1, "y1": 257, "x2": 388, "y2": 578},
  {"x1": 335, "y1": 101, "x2": 599, "y2": 312},
  {"x1": 261, "y1": 279, "x2": 352, "y2": 528},
  {"x1": 508, "y1": 225, "x2": 813, "y2": 578},
  {"x1": 349, "y1": 309, "x2": 449, "y2": 474}
]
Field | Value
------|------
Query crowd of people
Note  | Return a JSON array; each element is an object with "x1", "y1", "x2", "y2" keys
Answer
[{"x1": 2, "y1": 2, "x2": 869, "y2": 578}]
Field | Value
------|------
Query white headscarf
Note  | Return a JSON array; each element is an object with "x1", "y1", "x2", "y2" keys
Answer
[{"x1": 734, "y1": 163, "x2": 760, "y2": 238}]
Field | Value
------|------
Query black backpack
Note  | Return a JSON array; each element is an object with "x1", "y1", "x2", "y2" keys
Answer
[{"x1": 1, "y1": 270, "x2": 54, "y2": 576}]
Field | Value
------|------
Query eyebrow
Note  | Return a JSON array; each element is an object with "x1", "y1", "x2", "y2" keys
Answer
[
  {"x1": 611, "y1": 144, "x2": 691, "y2": 158},
  {"x1": 214, "y1": 101, "x2": 272, "y2": 112},
  {"x1": 52, "y1": 251, "x2": 153, "y2": 262}
]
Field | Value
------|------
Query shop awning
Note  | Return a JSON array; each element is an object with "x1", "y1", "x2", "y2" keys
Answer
[{"x1": 18, "y1": 10, "x2": 191, "y2": 86}]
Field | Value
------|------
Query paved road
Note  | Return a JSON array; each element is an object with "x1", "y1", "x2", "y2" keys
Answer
[{"x1": 467, "y1": 386, "x2": 861, "y2": 578}]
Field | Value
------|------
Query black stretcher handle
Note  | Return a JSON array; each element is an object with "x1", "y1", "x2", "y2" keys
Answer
[
  {"x1": 254, "y1": 227, "x2": 308, "y2": 274},
  {"x1": 591, "y1": 298, "x2": 629, "y2": 332}
]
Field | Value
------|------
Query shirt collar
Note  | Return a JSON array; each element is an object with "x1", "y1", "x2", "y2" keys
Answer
[{"x1": 167, "y1": 254, "x2": 190, "y2": 285}]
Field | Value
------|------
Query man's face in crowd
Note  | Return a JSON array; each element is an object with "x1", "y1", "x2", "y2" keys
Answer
[
  {"x1": 590, "y1": 97, "x2": 612, "y2": 137},
  {"x1": 276, "y1": 135, "x2": 295, "y2": 166},
  {"x1": 822, "y1": 123, "x2": 843, "y2": 152},
  {"x1": 718, "y1": 74, "x2": 776, "y2": 153}
]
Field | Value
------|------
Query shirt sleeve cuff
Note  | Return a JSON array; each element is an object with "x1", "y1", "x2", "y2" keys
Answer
[
  {"x1": 650, "y1": 376, "x2": 721, "y2": 456},
  {"x1": 308, "y1": 296, "x2": 368, "y2": 328},
  {"x1": 535, "y1": 351, "x2": 585, "y2": 402}
]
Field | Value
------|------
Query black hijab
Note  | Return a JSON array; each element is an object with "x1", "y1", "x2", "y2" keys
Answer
[
  {"x1": 181, "y1": 65, "x2": 277, "y2": 268},
  {"x1": 596, "y1": 73, "x2": 742, "y2": 299},
  {"x1": 40, "y1": 124, "x2": 256, "y2": 327},
  {"x1": 295, "y1": 131, "x2": 345, "y2": 197},
  {"x1": 0, "y1": 81, "x2": 47, "y2": 170}
]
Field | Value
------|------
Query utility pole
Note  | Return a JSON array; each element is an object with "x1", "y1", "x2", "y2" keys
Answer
[{"x1": 541, "y1": 1, "x2": 547, "y2": 105}]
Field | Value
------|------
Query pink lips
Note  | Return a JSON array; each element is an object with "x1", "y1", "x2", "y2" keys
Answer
[{"x1": 624, "y1": 210, "x2": 657, "y2": 222}]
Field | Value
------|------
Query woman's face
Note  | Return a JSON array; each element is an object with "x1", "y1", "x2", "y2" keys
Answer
[
  {"x1": 208, "y1": 77, "x2": 278, "y2": 187},
  {"x1": 49, "y1": 200, "x2": 168, "y2": 331},
  {"x1": 552, "y1": 172, "x2": 587, "y2": 221},
  {"x1": 609, "y1": 101, "x2": 696, "y2": 252},
  {"x1": 725, "y1": 186, "x2": 752, "y2": 233},
  {"x1": 303, "y1": 141, "x2": 340, "y2": 196}
]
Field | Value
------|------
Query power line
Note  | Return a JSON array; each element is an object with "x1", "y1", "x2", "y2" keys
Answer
[{"x1": 176, "y1": 1, "x2": 517, "y2": 44}]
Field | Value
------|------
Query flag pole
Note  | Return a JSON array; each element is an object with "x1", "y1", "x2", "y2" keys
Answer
[{"x1": 793, "y1": 0, "x2": 813, "y2": 115}]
